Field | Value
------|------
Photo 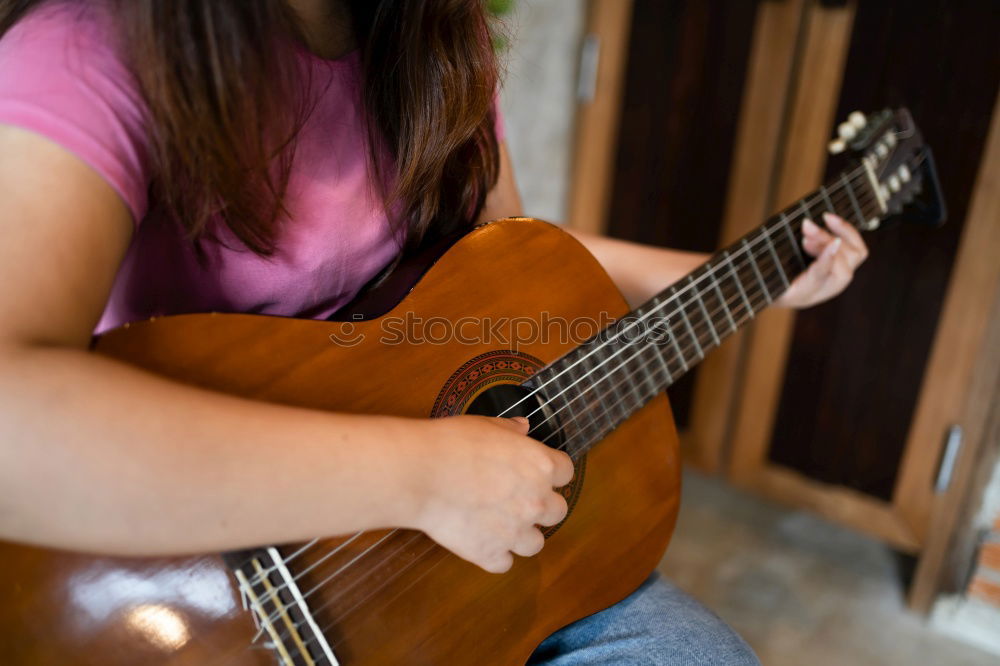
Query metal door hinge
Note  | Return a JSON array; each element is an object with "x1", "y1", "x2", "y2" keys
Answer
[{"x1": 934, "y1": 424, "x2": 964, "y2": 493}]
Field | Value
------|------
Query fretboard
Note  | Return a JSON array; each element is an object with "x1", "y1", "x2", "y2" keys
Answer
[{"x1": 523, "y1": 165, "x2": 883, "y2": 459}]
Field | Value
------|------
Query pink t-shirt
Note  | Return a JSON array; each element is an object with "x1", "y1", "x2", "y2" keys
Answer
[{"x1": 0, "y1": 2, "x2": 502, "y2": 334}]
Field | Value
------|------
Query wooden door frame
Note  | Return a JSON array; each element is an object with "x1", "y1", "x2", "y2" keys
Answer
[
  {"x1": 907, "y1": 94, "x2": 1000, "y2": 609},
  {"x1": 724, "y1": 11, "x2": 1000, "y2": 562},
  {"x1": 564, "y1": 0, "x2": 1000, "y2": 612},
  {"x1": 565, "y1": 0, "x2": 813, "y2": 468},
  {"x1": 716, "y1": 0, "x2": 936, "y2": 549},
  {"x1": 684, "y1": 0, "x2": 808, "y2": 471}
]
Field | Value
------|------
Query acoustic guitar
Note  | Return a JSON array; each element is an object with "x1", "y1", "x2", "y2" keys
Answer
[{"x1": 2, "y1": 109, "x2": 943, "y2": 665}]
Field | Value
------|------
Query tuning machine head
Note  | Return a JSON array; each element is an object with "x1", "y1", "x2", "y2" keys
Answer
[{"x1": 828, "y1": 110, "x2": 871, "y2": 154}]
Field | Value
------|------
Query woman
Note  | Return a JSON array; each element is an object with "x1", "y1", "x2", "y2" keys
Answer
[{"x1": 0, "y1": 0, "x2": 866, "y2": 662}]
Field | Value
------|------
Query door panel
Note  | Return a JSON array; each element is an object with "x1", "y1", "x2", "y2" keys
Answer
[{"x1": 768, "y1": 0, "x2": 1000, "y2": 501}]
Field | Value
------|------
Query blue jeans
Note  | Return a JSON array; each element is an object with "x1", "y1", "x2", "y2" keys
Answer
[{"x1": 528, "y1": 573, "x2": 760, "y2": 665}]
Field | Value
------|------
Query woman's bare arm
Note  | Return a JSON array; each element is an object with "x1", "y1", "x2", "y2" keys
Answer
[{"x1": 0, "y1": 126, "x2": 570, "y2": 572}]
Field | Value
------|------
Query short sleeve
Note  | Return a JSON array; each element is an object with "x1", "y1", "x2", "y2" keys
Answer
[{"x1": 0, "y1": 2, "x2": 151, "y2": 222}]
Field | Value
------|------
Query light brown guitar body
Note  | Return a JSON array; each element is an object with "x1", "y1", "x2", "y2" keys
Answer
[{"x1": 0, "y1": 219, "x2": 681, "y2": 665}]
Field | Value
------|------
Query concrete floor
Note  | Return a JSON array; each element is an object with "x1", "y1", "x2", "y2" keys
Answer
[{"x1": 656, "y1": 469, "x2": 997, "y2": 666}]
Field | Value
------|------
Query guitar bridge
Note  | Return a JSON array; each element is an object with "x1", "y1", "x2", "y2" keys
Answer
[{"x1": 226, "y1": 547, "x2": 340, "y2": 666}]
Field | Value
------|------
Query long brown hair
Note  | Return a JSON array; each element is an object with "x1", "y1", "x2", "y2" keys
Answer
[{"x1": 0, "y1": 0, "x2": 501, "y2": 256}]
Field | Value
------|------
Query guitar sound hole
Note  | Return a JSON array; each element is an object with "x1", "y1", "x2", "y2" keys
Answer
[{"x1": 465, "y1": 384, "x2": 565, "y2": 451}]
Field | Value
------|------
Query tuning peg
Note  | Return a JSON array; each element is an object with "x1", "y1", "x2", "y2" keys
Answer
[
  {"x1": 838, "y1": 122, "x2": 857, "y2": 141},
  {"x1": 848, "y1": 111, "x2": 867, "y2": 130},
  {"x1": 828, "y1": 138, "x2": 846, "y2": 154}
]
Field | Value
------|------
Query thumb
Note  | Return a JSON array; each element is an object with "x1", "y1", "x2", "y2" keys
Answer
[{"x1": 496, "y1": 416, "x2": 530, "y2": 435}]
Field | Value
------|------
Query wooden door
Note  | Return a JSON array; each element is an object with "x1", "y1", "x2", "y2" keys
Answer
[{"x1": 725, "y1": 0, "x2": 1000, "y2": 554}]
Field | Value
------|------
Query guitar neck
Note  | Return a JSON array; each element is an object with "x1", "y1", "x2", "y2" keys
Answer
[{"x1": 525, "y1": 165, "x2": 883, "y2": 458}]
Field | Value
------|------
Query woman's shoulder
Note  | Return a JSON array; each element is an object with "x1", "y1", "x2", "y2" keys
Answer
[
  {"x1": 1, "y1": 1, "x2": 121, "y2": 59},
  {"x1": 0, "y1": 0, "x2": 151, "y2": 222}
]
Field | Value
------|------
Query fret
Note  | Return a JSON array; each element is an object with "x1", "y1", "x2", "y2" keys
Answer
[
  {"x1": 634, "y1": 343, "x2": 663, "y2": 402},
  {"x1": 552, "y1": 356, "x2": 588, "y2": 451},
  {"x1": 840, "y1": 172, "x2": 866, "y2": 224},
  {"x1": 798, "y1": 199, "x2": 815, "y2": 225},
  {"x1": 709, "y1": 267, "x2": 737, "y2": 334},
  {"x1": 680, "y1": 308, "x2": 703, "y2": 360},
  {"x1": 564, "y1": 346, "x2": 613, "y2": 446},
  {"x1": 635, "y1": 304, "x2": 668, "y2": 391},
  {"x1": 666, "y1": 306, "x2": 689, "y2": 373},
  {"x1": 605, "y1": 330, "x2": 640, "y2": 427},
  {"x1": 819, "y1": 184, "x2": 837, "y2": 216},
  {"x1": 721, "y1": 250, "x2": 753, "y2": 317},
  {"x1": 581, "y1": 346, "x2": 624, "y2": 432},
  {"x1": 743, "y1": 237, "x2": 772, "y2": 305},
  {"x1": 779, "y1": 213, "x2": 806, "y2": 269},
  {"x1": 722, "y1": 249, "x2": 754, "y2": 321},
  {"x1": 678, "y1": 277, "x2": 704, "y2": 360},
  {"x1": 540, "y1": 366, "x2": 577, "y2": 448},
  {"x1": 695, "y1": 287, "x2": 720, "y2": 347},
  {"x1": 617, "y1": 303, "x2": 659, "y2": 402},
  {"x1": 615, "y1": 331, "x2": 647, "y2": 412},
  {"x1": 647, "y1": 318, "x2": 675, "y2": 389},
  {"x1": 762, "y1": 224, "x2": 790, "y2": 290}
]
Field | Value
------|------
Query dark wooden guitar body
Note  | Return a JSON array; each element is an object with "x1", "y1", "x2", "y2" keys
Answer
[{"x1": 0, "y1": 219, "x2": 681, "y2": 665}]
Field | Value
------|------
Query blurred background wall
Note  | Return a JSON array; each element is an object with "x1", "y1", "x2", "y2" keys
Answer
[{"x1": 497, "y1": 0, "x2": 584, "y2": 224}]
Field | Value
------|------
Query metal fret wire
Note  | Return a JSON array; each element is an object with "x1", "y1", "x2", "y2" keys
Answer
[
  {"x1": 241, "y1": 163, "x2": 879, "y2": 593},
  {"x1": 256, "y1": 177, "x2": 883, "y2": 647}
]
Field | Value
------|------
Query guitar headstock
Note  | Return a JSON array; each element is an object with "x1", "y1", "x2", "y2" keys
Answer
[{"x1": 828, "y1": 108, "x2": 946, "y2": 229}]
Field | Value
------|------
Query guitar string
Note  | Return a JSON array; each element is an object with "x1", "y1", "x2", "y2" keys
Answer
[
  {"x1": 298, "y1": 246, "x2": 801, "y2": 648},
  {"x1": 514, "y1": 182, "x2": 886, "y2": 439},
  {"x1": 239, "y1": 167, "x2": 875, "y2": 592},
  {"x1": 284, "y1": 263, "x2": 790, "y2": 653},
  {"x1": 257, "y1": 210, "x2": 858, "y2": 646},
  {"x1": 556, "y1": 150, "x2": 930, "y2": 442},
  {"x1": 278, "y1": 143, "x2": 928, "y2": 652},
  {"x1": 240, "y1": 177, "x2": 881, "y2": 626},
  {"x1": 524, "y1": 189, "x2": 885, "y2": 450},
  {"x1": 267, "y1": 143, "x2": 922, "y2": 648},
  {"x1": 488, "y1": 163, "x2": 877, "y2": 423},
  {"x1": 242, "y1": 185, "x2": 885, "y2": 651},
  {"x1": 239, "y1": 134, "x2": 921, "y2": 597},
  {"x1": 522, "y1": 218, "x2": 815, "y2": 439},
  {"x1": 246, "y1": 219, "x2": 810, "y2": 642},
  {"x1": 518, "y1": 148, "x2": 927, "y2": 445},
  {"x1": 244, "y1": 140, "x2": 922, "y2": 616},
  {"x1": 245, "y1": 148, "x2": 927, "y2": 658}
]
